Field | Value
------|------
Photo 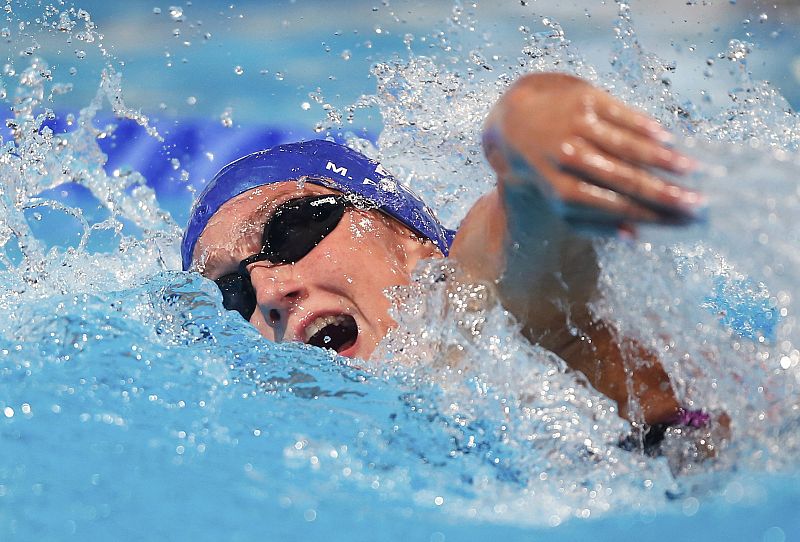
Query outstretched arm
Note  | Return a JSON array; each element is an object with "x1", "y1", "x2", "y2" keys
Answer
[{"x1": 450, "y1": 73, "x2": 706, "y2": 424}]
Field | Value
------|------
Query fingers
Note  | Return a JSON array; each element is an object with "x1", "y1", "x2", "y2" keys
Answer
[
  {"x1": 550, "y1": 170, "x2": 668, "y2": 225},
  {"x1": 595, "y1": 92, "x2": 669, "y2": 141},
  {"x1": 553, "y1": 138, "x2": 705, "y2": 222},
  {"x1": 582, "y1": 118, "x2": 695, "y2": 174}
]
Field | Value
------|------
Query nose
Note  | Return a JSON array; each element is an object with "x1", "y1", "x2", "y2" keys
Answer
[{"x1": 247, "y1": 263, "x2": 308, "y2": 342}]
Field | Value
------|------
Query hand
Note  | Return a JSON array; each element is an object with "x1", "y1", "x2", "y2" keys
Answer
[{"x1": 483, "y1": 73, "x2": 706, "y2": 232}]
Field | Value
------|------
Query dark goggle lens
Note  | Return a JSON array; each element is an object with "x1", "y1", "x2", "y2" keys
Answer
[
  {"x1": 215, "y1": 272, "x2": 257, "y2": 320},
  {"x1": 264, "y1": 195, "x2": 347, "y2": 264},
  {"x1": 214, "y1": 195, "x2": 349, "y2": 319}
]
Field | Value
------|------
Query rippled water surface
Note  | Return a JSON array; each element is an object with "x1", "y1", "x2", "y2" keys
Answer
[{"x1": 1, "y1": 1, "x2": 800, "y2": 540}]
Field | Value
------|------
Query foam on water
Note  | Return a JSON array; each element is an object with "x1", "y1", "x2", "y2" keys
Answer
[{"x1": 1, "y1": 1, "x2": 800, "y2": 538}]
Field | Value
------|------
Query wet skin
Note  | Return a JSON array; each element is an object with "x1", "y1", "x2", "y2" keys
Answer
[
  {"x1": 193, "y1": 182, "x2": 439, "y2": 360},
  {"x1": 453, "y1": 73, "x2": 704, "y2": 423},
  {"x1": 193, "y1": 73, "x2": 706, "y2": 425}
]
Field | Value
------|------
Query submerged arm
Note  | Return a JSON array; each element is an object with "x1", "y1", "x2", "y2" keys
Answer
[{"x1": 450, "y1": 73, "x2": 707, "y2": 424}]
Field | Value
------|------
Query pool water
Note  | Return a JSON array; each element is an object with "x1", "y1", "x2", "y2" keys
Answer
[{"x1": 1, "y1": 1, "x2": 800, "y2": 540}]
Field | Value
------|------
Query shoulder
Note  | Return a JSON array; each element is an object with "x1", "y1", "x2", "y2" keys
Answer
[{"x1": 448, "y1": 189, "x2": 507, "y2": 283}]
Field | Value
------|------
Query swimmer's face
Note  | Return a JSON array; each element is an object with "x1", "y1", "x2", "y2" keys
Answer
[{"x1": 192, "y1": 181, "x2": 440, "y2": 359}]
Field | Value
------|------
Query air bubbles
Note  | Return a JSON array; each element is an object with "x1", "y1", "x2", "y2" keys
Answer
[
  {"x1": 186, "y1": 96, "x2": 197, "y2": 105},
  {"x1": 233, "y1": 65, "x2": 244, "y2": 75},
  {"x1": 340, "y1": 49, "x2": 351, "y2": 61},
  {"x1": 75, "y1": 50, "x2": 86, "y2": 59},
  {"x1": 152, "y1": 7, "x2": 162, "y2": 15},
  {"x1": 274, "y1": 71, "x2": 284, "y2": 81},
  {"x1": 300, "y1": 102, "x2": 311, "y2": 111},
  {"x1": 759, "y1": 13, "x2": 768, "y2": 23}
]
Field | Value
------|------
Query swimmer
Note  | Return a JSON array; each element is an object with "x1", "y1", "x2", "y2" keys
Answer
[{"x1": 183, "y1": 73, "x2": 713, "y2": 443}]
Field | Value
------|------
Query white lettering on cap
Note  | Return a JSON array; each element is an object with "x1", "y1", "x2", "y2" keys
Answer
[{"x1": 325, "y1": 161, "x2": 348, "y2": 176}]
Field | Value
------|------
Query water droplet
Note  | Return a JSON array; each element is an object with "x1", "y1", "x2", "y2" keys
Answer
[
  {"x1": 274, "y1": 71, "x2": 284, "y2": 81},
  {"x1": 75, "y1": 50, "x2": 86, "y2": 59},
  {"x1": 234, "y1": 65, "x2": 244, "y2": 75},
  {"x1": 172, "y1": 28, "x2": 180, "y2": 37},
  {"x1": 153, "y1": 7, "x2": 162, "y2": 15},
  {"x1": 340, "y1": 49, "x2": 351, "y2": 61},
  {"x1": 169, "y1": 6, "x2": 184, "y2": 21},
  {"x1": 186, "y1": 96, "x2": 197, "y2": 105},
  {"x1": 301, "y1": 102, "x2": 311, "y2": 110},
  {"x1": 220, "y1": 107, "x2": 234, "y2": 128},
  {"x1": 759, "y1": 13, "x2": 768, "y2": 23}
]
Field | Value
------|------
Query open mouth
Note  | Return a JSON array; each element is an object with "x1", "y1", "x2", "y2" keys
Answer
[{"x1": 304, "y1": 314, "x2": 359, "y2": 354}]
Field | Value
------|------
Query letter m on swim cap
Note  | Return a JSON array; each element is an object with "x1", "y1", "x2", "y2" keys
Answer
[{"x1": 326, "y1": 161, "x2": 348, "y2": 177}]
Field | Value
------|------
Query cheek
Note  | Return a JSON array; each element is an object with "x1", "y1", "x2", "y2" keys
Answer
[{"x1": 349, "y1": 216, "x2": 379, "y2": 239}]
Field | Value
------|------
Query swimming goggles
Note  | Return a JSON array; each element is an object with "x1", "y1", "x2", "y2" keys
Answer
[{"x1": 213, "y1": 194, "x2": 352, "y2": 319}]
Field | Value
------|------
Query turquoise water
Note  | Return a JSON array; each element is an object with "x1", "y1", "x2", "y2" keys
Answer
[{"x1": 2, "y1": 1, "x2": 800, "y2": 540}]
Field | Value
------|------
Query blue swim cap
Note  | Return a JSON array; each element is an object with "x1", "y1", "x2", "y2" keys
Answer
[{"x1": 181, "y1": 139, "x2": 455, "y2": 270}]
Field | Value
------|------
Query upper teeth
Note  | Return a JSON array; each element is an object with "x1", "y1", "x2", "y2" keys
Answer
[{"x1": 304, "y1": 315, "x2": 347, "y2": 341}]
